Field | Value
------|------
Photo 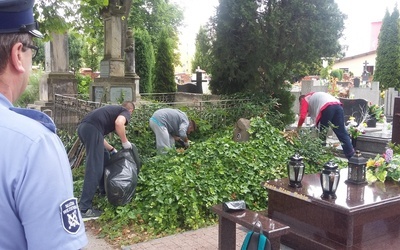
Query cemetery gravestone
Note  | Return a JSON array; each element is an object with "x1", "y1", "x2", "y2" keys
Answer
[
  {"x1": 29, "y1": 32, "x2": 77, "y2": 114},
  {"x1": 339, "y1": 98, "x2": 368, "y2": 125},
  {"x1": 392, "y1": 97, "x2": 400, "y2": 145},
  {"x1": 91, "y1": 2, "x2": 139, "y2": 103},
  {"x1": 354, "y1": 77, "x2": 360, "y2": 88},
  {"x1": 233, "y1": 118, "x2": 250, "y2": 142},
  {"x1": 177, "y1": 69, "x2": 205, "y2": 94}
]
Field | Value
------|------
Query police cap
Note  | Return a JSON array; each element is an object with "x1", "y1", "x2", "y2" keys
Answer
[{"x1": 0, "y1": 0, "x2": 43, "y2": 38}]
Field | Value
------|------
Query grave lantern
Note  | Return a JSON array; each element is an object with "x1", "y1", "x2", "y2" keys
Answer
[
  {"x1": 320, "y1": 160, "x2": 340, "y2": 199},
  {"x1": 346, "y1": 150, "x2": 367, "y2": 185},
  {"x1": 287, "y1": 153, "x2": 305, "y2": 188}
]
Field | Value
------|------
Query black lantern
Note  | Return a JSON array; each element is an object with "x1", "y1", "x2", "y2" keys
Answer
[
  {"x1": 346, "y1": 150, "x2": 367, "y2": 185},
  {"x1": 287, "y1": 153, "x2": 305, "y2": 188},
  {"x1": 320, "y1": 160, "x2": 340, "y2": 199}
]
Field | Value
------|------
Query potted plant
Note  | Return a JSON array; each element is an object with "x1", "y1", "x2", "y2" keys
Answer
[{"x1": 367, "y1": 103, "x2": 383, "y2": 127}]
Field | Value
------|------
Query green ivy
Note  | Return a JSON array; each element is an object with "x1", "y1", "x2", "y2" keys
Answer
[{"x1": 67, "y1": 96, "x2": 340, "y2": 246}]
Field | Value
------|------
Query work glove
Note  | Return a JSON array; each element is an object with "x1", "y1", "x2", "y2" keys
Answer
[
  {"x1": 110, "y1": 148, "x2": 118, "y2": 156},
  {"x1": 183, "y1": 141, "x2": 189, "y2": 149},
  {"x1": 122, "y1": 141, "x2": 132, "y2": 149}
]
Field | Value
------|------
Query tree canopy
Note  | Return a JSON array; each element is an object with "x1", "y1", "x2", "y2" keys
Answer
[
  {"x1": 374, "y1": 6, "x2": 400, "y2": 90},
  {"x1": 191, "y1": 25, "x2": 213, "y2": 73},
  {"x1": 153, "y1": 28, "x2": 176, "y2": 93},
  {"x1": 32, "y1": 0, "x2": 183, "y2": 91},
  {"x1": 205, "y1": 0, "x2": 345, "y2": 95}
]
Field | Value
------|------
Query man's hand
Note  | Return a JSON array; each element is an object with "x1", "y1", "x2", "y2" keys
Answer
[
  {"x1": 122, "y1": 141, "x2": 132, "y2": 149},
  {"x1": 110, "y1": 148, "x2": 118, "y2": 155},
  {"x1": 177, "y1": 139, "x2": 189, "y2": 149}
]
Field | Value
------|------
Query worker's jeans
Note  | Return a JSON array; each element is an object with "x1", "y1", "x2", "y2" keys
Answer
[
  {"x1": 318, "y1": 104, "x2": 355, "y2": 159},
  {"x1": 77, "y1": 122, "x2": 106, "y2": 211}
]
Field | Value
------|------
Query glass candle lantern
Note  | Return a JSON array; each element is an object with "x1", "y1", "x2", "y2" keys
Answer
[
  {"x1": 320, "y1": 160, "x2": 340, "y2": 199},
  {"x1": 287, "y1": 153, "x2": 305, "y2": 188},
  {"x1": 346, "y1": 150, "x2": 367, "y2": 185}
]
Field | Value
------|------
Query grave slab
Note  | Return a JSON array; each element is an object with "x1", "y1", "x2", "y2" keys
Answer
[
  {"x1": 355, "y1": 131, "x2": 391, "y2": 156},
  {"x1": 262, "y1": 169, "x2": 400, "y2": 249}
]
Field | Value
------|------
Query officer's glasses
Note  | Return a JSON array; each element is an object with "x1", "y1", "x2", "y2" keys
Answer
[{"x1": 22, "y1": 43, "x2": 39, "y2": 59}]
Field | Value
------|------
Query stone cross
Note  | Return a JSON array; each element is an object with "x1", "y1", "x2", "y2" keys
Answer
[
  {"x1": 191, "y1": 67, "x2": 206, "y2": 94},
  {"x1": 362, "y1": 60, "x2": 369, "y2": 82},
  {"x1": 363, "y1": 60, "x2": 369, "y2": 72}
]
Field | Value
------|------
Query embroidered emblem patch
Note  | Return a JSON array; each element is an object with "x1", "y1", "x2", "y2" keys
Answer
[{"x1": 60, "y1": 198, "x2": 81, "y2": 234}]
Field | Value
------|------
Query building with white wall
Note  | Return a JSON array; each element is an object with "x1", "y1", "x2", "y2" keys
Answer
[{"x1": 332, "y1": 50, "x2": 376, "y2": 78}]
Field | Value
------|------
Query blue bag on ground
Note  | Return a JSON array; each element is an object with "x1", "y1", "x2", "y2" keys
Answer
[
  {"x1": 241, "y1": 231, "x2": 271, "y2": 250},
  {"x1": 241, "y1": 213, "x2": 271, "y2": 250},
  {"x1": 104, "y1": 144, "x2": 141, "y2": 206}
]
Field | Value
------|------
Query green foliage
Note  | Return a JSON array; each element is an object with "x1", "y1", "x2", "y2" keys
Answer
[
  {"x1": 330, "y1": 69, "x2": 343, "y2": 80},
  {"x1": 258, "y1": 0, "x2": 345, "y2": 90},
  {"x1": 85, "y1": 116, "x2": 337, "y2": 246},
  {"x1": 153, "y1": 28, "x2": 176, "y2": 93},
  {"x1": 191, "y1": 25, "x2": 213, "y2": 73},
  {"x1": 14, "y1": 70, "x2": 42, "y2": 108},
  {"x1": 32, "y1": 38, "x2": 45, "y2": 67},
  {"x1": 129, "y1": 0, "x2": 184, "y2": 66},
  {"x1": 210, "y1": 0, "x2": 345, "y2": 95},
  {"x1": 34, "y1": 1, "x2": 72, "y2": 38},
  {"x1": 97, "y1": 118, "x2": 293, "y2": 240},
  {"x1": 210, "y1": 0, "x2": 261, "y2": 94},
  {"x1": 67, "y1": 98, "x2": 338, "y2": 245},
  {"x1": 68, "y1": 31, "x2": 85, "y2": 72},
  {"x1": 81, "y1": 34, "x2": 103, "y2": 72},
  {"x1": 135, "y1": 28, "x2": 155, "y2": 93},
  {"x1": 76, "y1": 74, "x2": 93, "y2": 97},
  {"x1": 291, "y1": 129, "x2": 336, "y2": 172},
  {"x1": 374, "y1": 7, "x2": 400, "y2": 90},
  {"x1": 269, "y1": 87, "x2": 296, "y2": 127}
]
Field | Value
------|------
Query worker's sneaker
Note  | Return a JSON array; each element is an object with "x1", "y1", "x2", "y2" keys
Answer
[{"x1": 81, "y1": 208, "x2": 102, "y2": 221}]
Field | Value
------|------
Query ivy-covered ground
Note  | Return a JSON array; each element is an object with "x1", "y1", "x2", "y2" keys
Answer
[
  {"x1": 64, "y1": 95, "x2": 345, "y2": 246},
  {"x1": 70, "y1": 114, "x2": 345, "y2": 247}
]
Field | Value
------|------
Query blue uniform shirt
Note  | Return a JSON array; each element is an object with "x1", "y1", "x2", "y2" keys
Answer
[{"x1": 0, "y1": 94, "x2": 87, "y2": 249}]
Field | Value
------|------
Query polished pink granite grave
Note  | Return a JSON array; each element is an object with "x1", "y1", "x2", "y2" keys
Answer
[{"x1": 262, "y1": 168, "x2": 400, "y2": 249}]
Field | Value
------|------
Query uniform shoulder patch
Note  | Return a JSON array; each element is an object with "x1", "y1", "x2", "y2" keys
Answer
[{"x1": 60, "y1": 198, "x2": 82, "y2": 234}]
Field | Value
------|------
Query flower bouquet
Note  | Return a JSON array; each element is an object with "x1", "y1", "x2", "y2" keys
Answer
[
  {"x1": 367, "y1": 103, "x2": 384, "y2": 122},
  {"x1": 346, "y1": 116, "x2": 365, "y2": 139},
  {"x1": 366, "y1": 148, "x2": 400, "y2": 183}
]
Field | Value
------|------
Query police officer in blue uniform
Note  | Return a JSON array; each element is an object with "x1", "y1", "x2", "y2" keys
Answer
[{"x1": 0, "y1": 0, "x2": 88, "y2": 249}]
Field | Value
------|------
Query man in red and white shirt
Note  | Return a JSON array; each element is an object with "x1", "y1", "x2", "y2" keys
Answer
[{"x1": 297, "y1": 92, "x2": 355, "y2": 159}]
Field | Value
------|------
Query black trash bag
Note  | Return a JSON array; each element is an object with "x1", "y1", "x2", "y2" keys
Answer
[{"x1": 104, "y1": 144, "x2": 141, "y2": 206}]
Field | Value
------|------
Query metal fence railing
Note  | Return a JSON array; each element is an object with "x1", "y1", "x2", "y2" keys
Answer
[{"x1": 54, "y1": 93, "x2": 252, "y2": 135}]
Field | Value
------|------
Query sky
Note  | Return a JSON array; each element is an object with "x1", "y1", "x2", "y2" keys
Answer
[
  {"x1": 175, "y1": 0, "x2": 400, "y2": 62},
  {"x1": 174, "y1": 0, "x2": 218, "y2": 56}
]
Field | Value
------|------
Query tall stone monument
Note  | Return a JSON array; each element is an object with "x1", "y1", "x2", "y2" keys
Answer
[
  {"x1": 90, "y1": 2, "x2": 139, "y2": 104},
  {"x1": 29, "y1": 32, "x2": 77, "y2": 116}
]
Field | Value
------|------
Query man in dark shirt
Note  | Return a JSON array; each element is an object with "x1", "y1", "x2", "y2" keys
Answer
[{"x1": 77, "y1": 101, "x2": 135, "y2": 220}]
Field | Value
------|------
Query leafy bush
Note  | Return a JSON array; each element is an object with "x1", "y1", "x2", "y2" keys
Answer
[
  {"x1": 330, "y1": 69, "x2": 343, "y2": 80},
  {"x1": 14, "y1": 70, "x2": 42, "y2": 107},
  {"x1": 76, "y1": 74, "x2": 92, "y2": 99}
]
